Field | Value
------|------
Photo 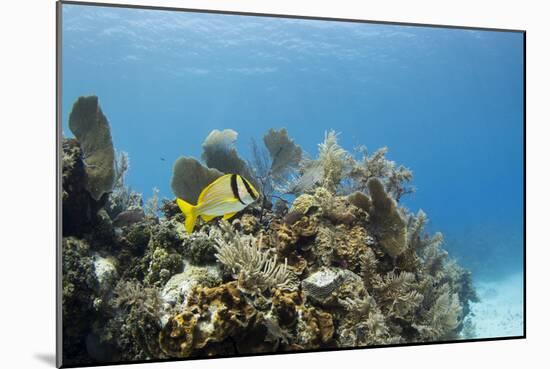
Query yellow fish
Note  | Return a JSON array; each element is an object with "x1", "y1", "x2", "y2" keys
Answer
[{"x1": 177, "y1": 174, "x2": 260, "y2": 233}]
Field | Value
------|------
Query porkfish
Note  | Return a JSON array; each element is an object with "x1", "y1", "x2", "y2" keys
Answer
[{"x1": 176, "y1": 174, "x2": 260, "y2": 233}]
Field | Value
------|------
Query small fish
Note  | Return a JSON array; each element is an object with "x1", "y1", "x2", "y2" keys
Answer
[{"x1": 176, "y1": 174, "x2": 260, "y2": 233}]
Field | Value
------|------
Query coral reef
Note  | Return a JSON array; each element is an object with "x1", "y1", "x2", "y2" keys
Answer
[{"x1": 61, "y1": 101, "x2": 478, "y2": 365}]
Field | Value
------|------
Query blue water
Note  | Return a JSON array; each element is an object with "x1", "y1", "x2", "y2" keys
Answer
[{"x1": 61, "y1": 5, "x2": 524, "y2": 281}]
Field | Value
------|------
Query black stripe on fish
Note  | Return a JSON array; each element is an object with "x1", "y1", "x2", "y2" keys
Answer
[
  {"x1": 241, "y1": 176, "x2": 258, "y2": 200},
  {"x1": 231, "y1": 174, "x2": 246, "y2": 205}
]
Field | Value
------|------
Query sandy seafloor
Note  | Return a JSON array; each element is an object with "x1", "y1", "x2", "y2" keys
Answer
[{"x1": 468, "y1": 272, "x2": 524, "y2": 339}]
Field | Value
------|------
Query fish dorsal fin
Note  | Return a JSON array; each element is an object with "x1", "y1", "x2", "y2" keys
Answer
[
  {"x1": 201, "y1": 214, "x2": 217, "y2": 222},
  {"x1": 223, "y1": 212, "x2": 238, "y2": 220},
  {"x1": 197, "y1": 174, "x2": 232, "y2": 204}
]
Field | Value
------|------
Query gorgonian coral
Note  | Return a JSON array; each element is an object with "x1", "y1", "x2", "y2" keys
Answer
[
  {"x1": 213, "y1": 220, "x2": 297, "y2": 294},
  {"x1": 68, "y1": 95, "x2": 115, "y2": 201}
]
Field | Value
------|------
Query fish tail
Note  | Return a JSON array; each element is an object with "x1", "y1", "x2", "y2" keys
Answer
[{"x1": 176, "y1": 198, "x2": 197, "y2": 233}]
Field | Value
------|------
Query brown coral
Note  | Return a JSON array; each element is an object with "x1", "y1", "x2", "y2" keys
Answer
[
  {"x1": 333, "y1": 225, "x2": 369, "y2": 271},
  {"x1": 295, "y1": 307, "x2": 334, "y2": 347},
  {"x1": 237, "y1": 214, "x2": 260, "y2": 234},
  {"x1": 367, "y1": 178, "x2": 408, "y2": 258},
  {"x1": 159, "y1": 282, "x2": 256, "y2": 357},
  {"x1": 68, "y1": 96, "x2": 115, "y2": 201}
]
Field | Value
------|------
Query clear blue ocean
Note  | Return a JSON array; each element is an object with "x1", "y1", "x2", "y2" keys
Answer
[{"x1": 61, "y1": 4, "x2": 524, "y2": 340}]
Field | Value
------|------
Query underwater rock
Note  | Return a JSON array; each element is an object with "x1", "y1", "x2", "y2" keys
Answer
[
  {"x1": 104, "y1": 280, "x2": 166, "y2": 361},
  {"x1": 68, "y1": 95, "x2": 115, "y2": 201},
  {"x1": 160, "y1": 264, "x2": 221, "y2": 307},
  {"x1": 145, "y1": 247, "x2": 184, "y2": 287},
  {"x1": 62, "y1": 237, "x2": 98, "y2": 363},
  {"x1": 263, "y1": 128, "x2": 302, "y2": 182},
  {"x1": 93, "y1": 208, "x2": 115, "y2": 247},
  {"x1": 171, "y1": 156, "x2": 223, "y2": 204},
  {"x1": 93, "y1": 254, "x2": 118, "y2": 295},
  {"x1": 159, "y1": 282, "x2": 256, "y2": 358},
  {"x1": 367, "y1": 178, "x2": 408, "y2": 258},
  {"x1": 113, "y1": 208, "x2": 145, "y2": 228},
  {"x1": 184, "y1": 233, "x2": 218, "y2": 265}
]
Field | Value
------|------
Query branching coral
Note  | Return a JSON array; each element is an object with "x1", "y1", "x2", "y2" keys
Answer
[
  {"x1": 349, "y1": 146, "x2": 414, "y2": 201},
  {"x1": 68, "y1": 95, "x2": 115, "y2": 201},
  {"x1": 281, "y1": 159, "x2": 324, "y2": 195},
  {"x1": 144, "y1": 187, "x2": 160, "y2": 217},
  {"x1": 213, "y1": 221, "x2": 297, "y2": 294},
  {"x1": 317, "y1": 130, "x2": 352, "y2": 192},
  {"x1": 106, "y1": 151, "x2": 143, "y2": 219}
]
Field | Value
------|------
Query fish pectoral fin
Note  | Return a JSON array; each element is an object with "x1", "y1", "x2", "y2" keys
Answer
[
  {"x1": 223, "y1": 212, "x2": 238, "y2": 220},
  {"x1": 201, "y1": 214, "x2": 216, "y2": 222}
]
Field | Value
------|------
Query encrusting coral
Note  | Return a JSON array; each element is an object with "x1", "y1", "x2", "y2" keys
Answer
[{"x1": 61, "y1": 97, "x2": 478, "y2": 365}]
